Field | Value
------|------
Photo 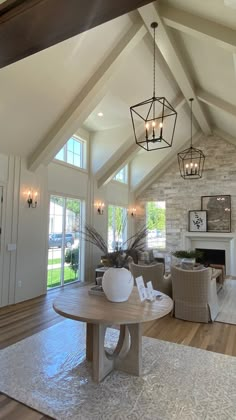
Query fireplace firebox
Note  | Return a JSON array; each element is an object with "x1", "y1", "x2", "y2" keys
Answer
[{"x1": 195, "y1": 248, "x2": 225, "y2": 266}]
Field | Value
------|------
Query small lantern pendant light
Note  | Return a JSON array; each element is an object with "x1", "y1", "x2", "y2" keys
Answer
[
  {"x1": 130, "y1": 22, "x2": 177, "y2": 151},
  {"x1": 178, "y1": 98, "x2": 205, "y2": 179}
]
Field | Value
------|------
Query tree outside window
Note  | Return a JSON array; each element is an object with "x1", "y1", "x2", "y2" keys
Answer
[
  {"x1": 146, "y1": 201, "x2": 166, "y2": 249},
  {"x1": 108, "y1": 205, "x2": 127, "y2": 252}
]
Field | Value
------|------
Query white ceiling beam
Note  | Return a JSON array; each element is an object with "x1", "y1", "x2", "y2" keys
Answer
[
  {"x1": 197, "y1": 89, "x2": 236, "y2": 118},
  {"x1": 160, "y1": 4, "x2": 236, "y2": 53},
  {"x1": 213, "y1": 127, "x2": 236, "y2": 147},
  {"x1": 97, "y1": 141, "x2": 139, "y2": 189},
  {"x1": 143, "y1": 33, "x2": 179, "y2": 93},
  {"x1": 134, "y1": 131, "x2": 202, "y2": 196},
  {"x1": 97, "y1": 94, "x2": 186, "y2": 188},
  {"x1": 28, "y1": 22, "x2": 147, "y2": 171},
  {"x1": 233, "y1": 53, "x2": 236, "y2": 82},
  {"x1": 138, "y1": 3, "x2": 212, "y2": 135}
]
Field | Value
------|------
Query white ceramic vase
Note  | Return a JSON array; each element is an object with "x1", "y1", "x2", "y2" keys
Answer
[{"x1": 102, "y1": 267, "x2": 134, "y2": 303}]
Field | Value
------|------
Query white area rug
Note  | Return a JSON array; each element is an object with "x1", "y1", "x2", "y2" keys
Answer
[
  {"x1": 1, "y1": 319, "x2": 236, "y2": 420},
  {"x1": 216, "y1": 279, "x2": 236, "y2": 324}
]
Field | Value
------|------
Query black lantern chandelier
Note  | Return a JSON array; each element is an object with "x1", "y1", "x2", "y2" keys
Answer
[
  {"x1": 130, "y1": 22, "x2": 177, "y2": 151},
  {"x1": 178, "y1": 98, "x2": 205, "y2": 179}
]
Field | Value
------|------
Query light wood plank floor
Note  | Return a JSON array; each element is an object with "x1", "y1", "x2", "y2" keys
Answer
[{"x1": 0, "y1": 283, "x2": 236, "y2": 419}]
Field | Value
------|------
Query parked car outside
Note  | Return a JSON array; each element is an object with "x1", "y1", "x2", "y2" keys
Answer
[{"x1": 48, "y1": 233, "x2": 74, "y2": 248}]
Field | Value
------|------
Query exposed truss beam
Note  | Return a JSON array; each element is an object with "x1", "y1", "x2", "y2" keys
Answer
[
  {"x1": 213, "y1": 127, "x2": 236, "y2": 147},
  {"x1": 233, "y1": 54, "x2": 236, "y2": 83},
  {"x1": 197, "y1": 89, "x2": 236, "y2": 118},
  {"x1": 160, "y1": 4, "x2": 236, "y2": 53},
  {"x1": 134, "y1": 131, "x2": 202, "y2": 196},
  {"x1": 143, "y1": 32, "x2": 179, "y2": 93},
  {"x1": 138, "y1": 3, "x2": 212, "y2": 135},
  {"x1": 97, "y1": 94, "x2": 186, "y2": 188},
  {"x1": 28, "y1": 22, "x2": 147, "y2": 171},
  {"x1": 97, "y1": 141, "x2": 139, "y2": 189}
]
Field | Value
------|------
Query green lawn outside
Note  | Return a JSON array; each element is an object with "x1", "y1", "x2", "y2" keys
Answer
[
  {"x1": 48, "y1": 257, "x2": 62, "y2": 265},
  {"x1": 47, "y1": 266, "x2": 78, "y2": 288}
]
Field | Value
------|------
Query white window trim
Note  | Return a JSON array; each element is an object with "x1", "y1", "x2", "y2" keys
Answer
[
  {"x1": 54, "y1": 135, "x2": 87, "y2": 170},
  {"x1": 113, "y1": 165, "x2": 128, "y2": 184},
  {"x1": 52, "y1": 158, "x2": 88, "y2": 174}
]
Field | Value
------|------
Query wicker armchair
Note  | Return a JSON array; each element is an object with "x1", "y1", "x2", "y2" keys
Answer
[
  {"x1": 129, "y1": 262, "x2": 172, "y2": 297},
  {"x1": 171, "y1": 265, "x2": 219, "y2": 323}
]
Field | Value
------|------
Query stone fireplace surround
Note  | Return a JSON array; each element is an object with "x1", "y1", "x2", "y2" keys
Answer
[{"x1": 182, "y1": 232, "x2": 236, "y2": 276}]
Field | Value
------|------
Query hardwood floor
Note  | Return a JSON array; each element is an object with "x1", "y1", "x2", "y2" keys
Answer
[{"x1": 0, "y1": 282, "x2": 236, "y2": 419}]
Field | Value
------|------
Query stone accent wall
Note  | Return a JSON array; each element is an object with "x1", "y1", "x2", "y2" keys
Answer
[{"x1": 136, "y1": 133, "x2": 236, "y2": 252}]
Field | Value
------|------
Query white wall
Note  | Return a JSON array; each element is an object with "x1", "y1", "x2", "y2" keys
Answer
[
  {"x1": 48, "y1": 162, "x2": 89, "y2": 199},
  {"x1": 15, "y1": 162, "x2": 48, "y2": 303},
  {"x1": 0, "y1": 155, "x2": 48, "y2": 306},
  {"x1": 0, "y1": 149, "x2": 134, "y2": 307}
]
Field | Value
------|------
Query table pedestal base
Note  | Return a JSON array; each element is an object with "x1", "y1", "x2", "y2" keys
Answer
[{"x1": 86, "y1": 323, "x2": 142, "y2": 383}]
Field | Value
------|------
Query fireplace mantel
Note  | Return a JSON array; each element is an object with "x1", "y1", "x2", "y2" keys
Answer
[{"x1": 182, "y1": 232, "x2": 236, "y2": 275}]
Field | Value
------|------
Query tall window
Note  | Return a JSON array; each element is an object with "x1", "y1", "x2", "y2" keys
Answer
[
  {"x1": 146, "y1": 201, "x2": 166, "y2": 249},
  {"x1": 47, "y1": 195, "x2": 82, "y2": 289},
  {"x1": 108, "y1": 205, "x2": 127, "y2": 252},
  {"x1": 55, "y1": 136, "x2": 86, "y2": 169},
  {"x1": 113, "y1": 165, "x2": 128, "y2": 184}
]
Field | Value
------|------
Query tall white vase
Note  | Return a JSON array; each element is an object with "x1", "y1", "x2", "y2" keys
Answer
[{"x1": 102, "y1": 267, "x2": 134, "y2": 303}]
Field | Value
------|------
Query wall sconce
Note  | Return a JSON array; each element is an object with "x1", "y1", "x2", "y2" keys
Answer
[
  {"x1": 95, "y1": 201, "x2": 104, "y2": 215},
  {"x1": 129, "y1": 207, "x2": 136, "y2": 217},
  {"x1": 27, "y1": 190, "x2": 38, "y2": 208}
]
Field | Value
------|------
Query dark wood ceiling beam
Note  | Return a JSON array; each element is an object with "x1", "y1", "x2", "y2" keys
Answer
[{"x1": 0, "y1": 0, "x2": 153, "y2": 69}]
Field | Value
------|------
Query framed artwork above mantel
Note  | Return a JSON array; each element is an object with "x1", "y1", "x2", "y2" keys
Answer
[
  {"x1": 201, "y1": 195, "x2": 231, "y2": 233},
  {"x1": 188, "y1": 210, "x2": 207, "y2": 232}
]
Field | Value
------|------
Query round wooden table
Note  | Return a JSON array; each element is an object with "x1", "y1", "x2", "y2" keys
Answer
[{"x1": 53, "y1": 285, "x2": 173, "y2": 382}]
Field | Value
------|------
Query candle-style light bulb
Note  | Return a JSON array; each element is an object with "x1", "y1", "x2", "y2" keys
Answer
[
  {"x1": 194, "y1": 163, "x2": 198, "y2": 175},
  {"x1": 185, "y1": 163, "x2": 189, "y2": 175},
  {"x1": 152, "y1": 121, "x2": 156, "y2": 138},
  {"x1": 131, "y1": 207, "x2": 136, "y2": 217},
  {"x1": 159, "y1": 122, "x2": 163, "y2": 138},
  {"x1": 34, "y1": 191, "x2": 38, "y2": 207},
  {"x1": 145, "y1": 122, "x2": 149, "y2": 140},
  {"x1": 190, "y1": 162, "x2": 193, "y2": 174},
  {"x1": 27, "y1": 190, "x2": 33, "y2": 207}
]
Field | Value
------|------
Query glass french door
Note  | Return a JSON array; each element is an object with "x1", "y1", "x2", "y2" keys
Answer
[
  {"x1": 47, "y1": 195, "x2": 81, "y2": 288},
  {"x1": 108, "y1": 205, "x2": 127, "y2": 252}
]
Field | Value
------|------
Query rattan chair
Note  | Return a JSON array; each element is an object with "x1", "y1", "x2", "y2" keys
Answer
[
  {"x1": 171, "y1": 265, "x2": 219, "y2": 323},
  {"x1": 129, "y1": 262, "x2": 172, "y2": 297}
]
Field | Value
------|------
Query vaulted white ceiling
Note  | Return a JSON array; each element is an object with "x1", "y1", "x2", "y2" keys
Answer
[{"x1": 0, "y1": 0, "x2": 236, "y2": 192}]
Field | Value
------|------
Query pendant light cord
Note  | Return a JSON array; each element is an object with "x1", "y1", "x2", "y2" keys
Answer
[
  {"x1": 153, "y1": 24, "x2": 156, "y2": 98},
  {"x1": 190, "y1": 98, "x2": 193, "y2": 148}
]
